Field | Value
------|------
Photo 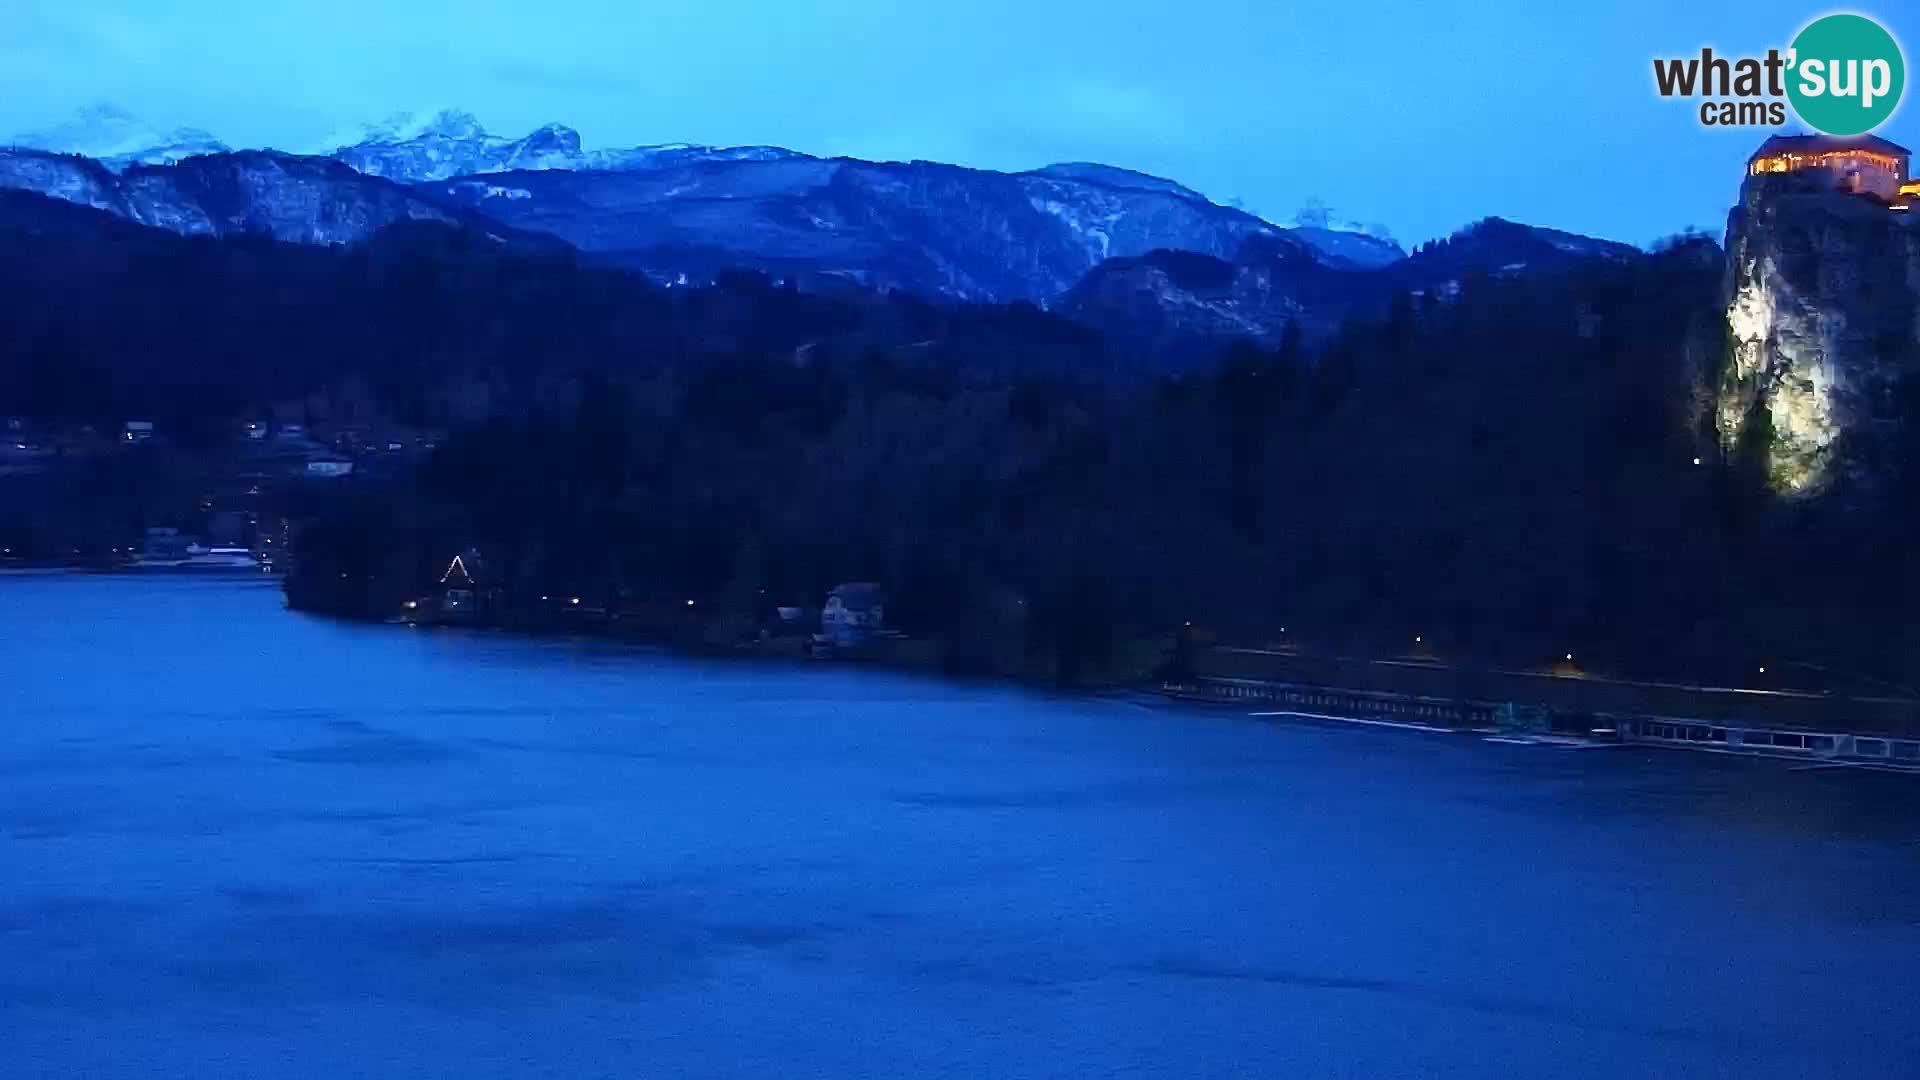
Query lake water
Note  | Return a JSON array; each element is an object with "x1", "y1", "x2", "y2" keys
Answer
[{"x1": 3, "y1": 574, "x2": 1917, "y2": 1078}]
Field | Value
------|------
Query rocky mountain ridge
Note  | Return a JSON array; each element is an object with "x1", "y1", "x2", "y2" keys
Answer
[
  {"x1": 5, "y1": 103, "x2": 228, "y2": 169},
  {"x1": 0, "y1": 148, "x2": 554, "y2": 248},
  {"x1": 4, "y1": 106, "x2": 1409, "y2": 297},
  {"x1": 315, "y1": 108, "x2": 803, "y2": 182},
  {"x1": 1, "y1": 105, "x2": 1670, "y2": 354}
]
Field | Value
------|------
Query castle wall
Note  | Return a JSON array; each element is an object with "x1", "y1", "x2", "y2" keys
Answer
[
  {"x1": 1822, "y1": 156, "x2": 1903, "y2": 199},
  {"x1": 1750, "y1": 151, "x2": 1906, "y2": 199}
]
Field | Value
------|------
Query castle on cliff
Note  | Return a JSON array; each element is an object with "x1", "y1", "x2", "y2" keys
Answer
[{"x1": 1746, "y1": 133, "x2": 1919, "y2": 209}]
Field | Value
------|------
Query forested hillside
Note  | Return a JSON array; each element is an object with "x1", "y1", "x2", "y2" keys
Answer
[{"x1": 3, "y1": 191, "x2": 1915, "y2": 685}]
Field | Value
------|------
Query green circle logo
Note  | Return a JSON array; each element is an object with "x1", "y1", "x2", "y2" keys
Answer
[{"x1": 1787, "y1": 14, "x2": 1905, "y2": 135}]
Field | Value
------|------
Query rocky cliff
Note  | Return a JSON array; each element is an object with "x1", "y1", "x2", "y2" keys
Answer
[{"x1": 1720, "y1": 175, "x2": 1920, "y2": 496}]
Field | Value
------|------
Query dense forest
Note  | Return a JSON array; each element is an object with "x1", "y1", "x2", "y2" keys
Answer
[{"x1": 3, "y1": 191, "x2": 1916, "y2": 686}]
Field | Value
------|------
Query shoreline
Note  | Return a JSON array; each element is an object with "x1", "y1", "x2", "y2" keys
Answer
[
  {"x1": 282, "y1": 583, "x2": 1920, "y2": 776},
  {"x1": 20, "y1": 571, "x2": 1920, "y2": 774},
  {"x1": 284, "y1": 590, "x2": 1167, "y2": 695}
]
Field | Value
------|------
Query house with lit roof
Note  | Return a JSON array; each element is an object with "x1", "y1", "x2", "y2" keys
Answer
[{"x1": 400, "y1": 548, "x2": 500, "y2": 624}]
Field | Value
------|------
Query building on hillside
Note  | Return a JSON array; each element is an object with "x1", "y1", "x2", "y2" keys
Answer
[
  {"x1": 821, "y1": 582, "x2": 886, "y2": 647},
  {"x1": 1747, "y1": 133, "x2": 1911, "y2": 199}
]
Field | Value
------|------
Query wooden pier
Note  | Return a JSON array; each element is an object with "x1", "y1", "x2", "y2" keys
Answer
[{"x1": 1169, "y1": 647, "x2": 1920, "y2": 769}]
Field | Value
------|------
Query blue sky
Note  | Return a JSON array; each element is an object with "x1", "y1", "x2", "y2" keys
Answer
[{"x1": 1, "y1": 1, "x2": 1912, "y2": 246}]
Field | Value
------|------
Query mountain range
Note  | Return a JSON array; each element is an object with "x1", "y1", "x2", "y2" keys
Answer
[
  {"x1": 314, "y1": 108, "x2": 804, "y2": 183},
  {"x1": 0, "y1": 105, "x2": 1643, "y2": 353},
  {"x1": 6, "y1": 103, "x2": 229, "y2": 169}
]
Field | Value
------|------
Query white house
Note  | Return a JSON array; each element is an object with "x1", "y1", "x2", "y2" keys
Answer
[{"x1": 822, "y1": 582, "x2": 886, "y2": 647}]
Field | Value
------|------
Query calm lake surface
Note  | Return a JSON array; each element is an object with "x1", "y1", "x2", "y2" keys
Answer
[{"x1": 3, "y1": 575, "x2": 1917, "y2": 1078}]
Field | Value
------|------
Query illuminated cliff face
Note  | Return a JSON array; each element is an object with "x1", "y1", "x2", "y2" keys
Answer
[
  {"x1": 1719, "y1": 175, "x2": 1919, "y2": 497},
  {"x1": 1720, "y1": 254, "x2": 1842, "y2": 492}
]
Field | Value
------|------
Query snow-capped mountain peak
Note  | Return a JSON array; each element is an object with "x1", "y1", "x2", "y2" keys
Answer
[
  {"x1": 410, "y1": 108, "x2": 485, "y2": 142},
  {"x1": 1291, "y1": 198, "x2": 1396, "y2": 243},
  {"x1": 1285, "y1": 199, "x2": 1405, "y2": 267},
  {"x1": 520, "y1": 122, "x2": 583, "y2": 156},
  {"x1": 10, "y1": 102, "x2": 149, "y2": 156},
  {"x1": 7, "y1": 103, "x2": 228, "y2": 170},
  {"x1": 316, "y1": 108, "x2": 583, "y2": 181},
  {"x1": 311, "y1": 107, "x2": 492, "y2": 152},
  {"x1": 307, "y1": 108, "x2": 806, "y2": 182}
]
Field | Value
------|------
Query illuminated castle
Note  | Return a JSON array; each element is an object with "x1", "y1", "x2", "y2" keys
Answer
[{"x1": 1746, "y1": 133, "x2": 1915, "y2": 203}]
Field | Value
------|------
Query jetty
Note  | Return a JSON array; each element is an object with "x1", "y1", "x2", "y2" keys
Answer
[{"x1": 1167, "y1": 647, "x2": 1920, "y2": 769}]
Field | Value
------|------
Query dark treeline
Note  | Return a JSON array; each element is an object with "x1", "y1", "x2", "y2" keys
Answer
[{"x1": 3, "y1": 192, "x2": 1916, "y2": 685}]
